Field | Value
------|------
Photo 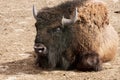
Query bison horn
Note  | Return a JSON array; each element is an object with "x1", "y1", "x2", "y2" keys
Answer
[
  {"x1": 62, "y1": 8, "x2": 78, "y2": 25},
  {"x1": 33, "y1": 5, "x2": 38, "y2": 20}
]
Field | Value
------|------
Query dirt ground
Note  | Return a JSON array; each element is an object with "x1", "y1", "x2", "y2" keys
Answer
[{"x1": 0, "y1": 0, "x2": 120, "y2": 80}]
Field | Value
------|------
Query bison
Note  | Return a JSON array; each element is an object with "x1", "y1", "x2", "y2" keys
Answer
[{"x1": 33, "y1": 0, "x2": 119, "y2": 71}]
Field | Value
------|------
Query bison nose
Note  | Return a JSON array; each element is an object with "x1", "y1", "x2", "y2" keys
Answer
[{"x1": 34, "y1": 43, "x2": 47, "y2": 55}]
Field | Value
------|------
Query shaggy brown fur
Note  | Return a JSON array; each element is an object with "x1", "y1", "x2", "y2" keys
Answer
[
  {"x1": 71, "y1": 1, "x2": 118, "y2": 62},
  {"x1": 33, "y1": 0, "x2": 119, "y2": 71}
]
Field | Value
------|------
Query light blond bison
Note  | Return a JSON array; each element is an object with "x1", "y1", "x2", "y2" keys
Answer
[{"x1": 33, "y1": 0, "x2": 119, "y2": 71}]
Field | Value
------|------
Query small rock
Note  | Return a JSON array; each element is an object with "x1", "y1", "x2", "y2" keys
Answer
[
  {"x1": 114, "y1": 11, "x2": 120, "y2": 14},
  {"x1": 5, "y1": 76, "x2": 16, "y2": 80}
]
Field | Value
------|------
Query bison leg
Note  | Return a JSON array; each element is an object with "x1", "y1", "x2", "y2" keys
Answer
[
  {"x1": 61, "y1": 57, "x2": 72, "y2": 70},
  {"x1": 62, "y1": 49, "x2": 76, "y2": 70},
  {"x1": 77, "y1": 51, "x2": 102, "y2": 71}
]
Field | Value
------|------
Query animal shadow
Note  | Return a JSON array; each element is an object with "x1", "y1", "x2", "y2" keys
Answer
[{"x1": 0, "y1": 51, "x2": 51, "y2": 75}]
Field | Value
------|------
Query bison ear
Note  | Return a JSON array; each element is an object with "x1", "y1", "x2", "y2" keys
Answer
[
  {"x1": 33, "y1": 5, "x2": 38, "y2": 20},
  {"x1": 62, "y1": 8, "x2": 78, "y2": 26}
]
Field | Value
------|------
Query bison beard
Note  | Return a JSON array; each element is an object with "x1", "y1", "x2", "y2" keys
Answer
[{"x1": 33, "y1": 0, "x2": 119, "y2": 71}]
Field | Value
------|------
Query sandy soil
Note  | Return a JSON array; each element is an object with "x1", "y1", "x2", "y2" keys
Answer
[{"x1": 0, "y1": 0, "x2": 120, "y2": 80}]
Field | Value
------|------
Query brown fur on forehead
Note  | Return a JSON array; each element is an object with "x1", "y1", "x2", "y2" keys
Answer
[
  {"x1": 37, "y1": 9, "x2": 62, "y2": 26},
  {"x1": 36, "y1": 0, "x2": 108, "y2": 27},
  {"x1": 36, "y1": 0, "x2": 90, "y2": 25}
]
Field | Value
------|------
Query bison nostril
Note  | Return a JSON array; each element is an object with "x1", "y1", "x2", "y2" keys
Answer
[
  {"x1": 38, "y1": 47, "x2": 45, "y2": 53},
  {"x1": 34, "y1": 44, "x2": 47, "y2": 54}
]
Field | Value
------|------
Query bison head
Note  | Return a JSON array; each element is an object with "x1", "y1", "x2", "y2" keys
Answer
[{"x1": 33, "y1": 5, "x2": 78, "y2": 69}]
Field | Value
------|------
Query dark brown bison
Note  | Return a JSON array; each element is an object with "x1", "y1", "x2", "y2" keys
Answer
[{"x1": 33, "y1": 0, "x2": 119, "y2": 71}]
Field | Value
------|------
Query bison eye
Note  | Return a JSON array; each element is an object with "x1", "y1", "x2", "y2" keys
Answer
[
  {"x1": 47, "y1": 26, "x2": 62, "y2": 34},
  {"x1": 52, "y1": 26, "x2": 62, "y2": 33},
  {"x1": 56, "y1": 27, "x2": 61, "y2": 32}
]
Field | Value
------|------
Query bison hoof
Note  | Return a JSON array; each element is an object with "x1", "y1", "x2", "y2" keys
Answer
[{"x1": 93, "y1": 64, "x2": 102, "y2": 71}]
